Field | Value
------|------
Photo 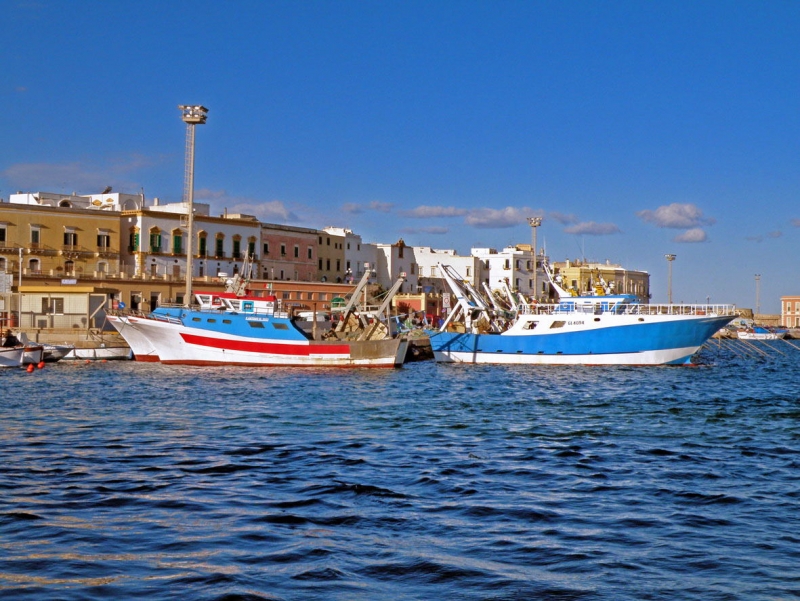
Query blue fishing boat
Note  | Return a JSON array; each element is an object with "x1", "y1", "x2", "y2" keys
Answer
[
  {"x1": 109, "y1": 270, "x2": 409, "y2": 368},
  {"x1": 428, "y1": 264, "x2": 737, "y2": 366}
]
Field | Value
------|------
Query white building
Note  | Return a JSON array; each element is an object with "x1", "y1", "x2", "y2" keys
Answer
[
  {"x1": 323, "y1": 227, "x2": 378, "y2": 283},
  {"x1": 412, "y1": 247, "x2": 484, "y2": 293},
  {"x1": 375, "y1": 239, "x2": 418, "y2": 293},
  {"x1": 10, "y1": 190, "x2": 144, "y2": 211},
  {"x1": 471, "y1": 245, "x2": 548, "y2": 300},
  {"x1": 120, "y1": 203, "x2": 260, "y2": 280}
]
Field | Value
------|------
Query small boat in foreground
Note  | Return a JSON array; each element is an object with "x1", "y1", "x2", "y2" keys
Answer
[
  {"x1": 736, "y1": 327, "x2": 787, "y2": 341},
  {"x1": 428, "y1": 263, "x2": 737, "y2": 366},
  {"x1": 0, "y1": 347, "x2": 24, "y2": 368}
]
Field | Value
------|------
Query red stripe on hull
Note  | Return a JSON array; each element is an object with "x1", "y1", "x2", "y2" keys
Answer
[
  {"x1": 134, "y1": 355, "x2": 160, "y2": 362},
  {"x1": 160, "y1": 359, "x2": 399, "y2": 368},
  {"x1": 180, "y1": 333, "x2": 351, "y2": 356}
]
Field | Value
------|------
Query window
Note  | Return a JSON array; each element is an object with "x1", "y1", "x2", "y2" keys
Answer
[
  {"x1": 294, "y1": 245, "x2": 299, "y2": 258},
  {"x1": 326, "y1": 259, "x2": 330, "y2": 271},
  {"x1": 248, "y1": 240, "x2": 256, "y2": 258},
  {"x1": 280, "y1": 244, "x2": 286, "y2": 256},
  {"x1": 0, "y1": 226, "x2": 6, "y2": 245},
  {"x1": 64, "y1": 231, "x2": 78, "y2": 247},
  {"x1": 336, "y1": 259, "x2": 341, "y2": 271},
  {"x1": 172, "y1": 232, "x2": 182, "y2": 254},
  {"x1": 31, "y1": 228, "x2": 41, "y2": 246},
  {"x1": 42, "y1": 297, "x2": 65, "y2": 314},
  {"x1": 233, "y1": 239, "x2": 241, "y2": 259},
  {"x1": 326, "y1": 237, "x2": 330, "y2": 246},
  {"x1": 129, "y1": 231, "x2": 140, "y2": 252},
  {"x1": 318, "y1": 258, "x2": 323, "y2": 269},
  {"x1": 215, "y1": 237, "x2": 224, "y2": 258},
  {"x1": 198, "y1": 236, "x2": 207, "y2": 256},
  {"x1": 64, "y1": 260, "x2": 75, "y2": 273},
  {"x1": 263, "y1": 242, "x2": 270, "y2": 255},
  {"x1": 272, "y1": 323, "x2": 289, "y2": 330},
  {"x1": 28, "y1": 258, "x2": 40, "y2": 273},
  {"x1": 307, "y1": 247, "x2": 312, "y2": 260},
  {"x1": 97, "y1": 232, "x2": 110, "y2": 249},
  {"x1": 149, "y1": 232, "x2": 161, "y2": 252}
]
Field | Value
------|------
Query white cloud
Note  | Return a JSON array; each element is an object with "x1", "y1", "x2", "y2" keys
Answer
[
  {"x1": 637, "y1": 203, "x2": 715, "y2": 229},
  {"x1": 224, "y1": 200, "x2": 298, "y2": 222},
  {"x1": 403, "y1": 205, "x2": 468, "y2": 218},
  {"x1": 341, "y1": 202, "x2": 364, "y2": 214},
  {"x1": 369, "y1": 201, "x2": 394, "y2": 213},
  {"x1": 564, "y1": 221, "x2": 621, "y2": 236},
  {"x1": 464, "y1": 206, "x2": 534, "y2": 228},
  {"x1": 673, "y1": 228, "x2": 707, "y2": 243},
  {"x1": 341, "y1": 200, "x2": 394, "y2": 214},
  {"x1": 2, "y1": 157, "x2": 158, "y2": 193},
  {"x1": 548, "y1": 211, "x2": 579, "y2": 225},
  {"x1": 400, "y1": 226, "x2": 449, "y2": 235}
]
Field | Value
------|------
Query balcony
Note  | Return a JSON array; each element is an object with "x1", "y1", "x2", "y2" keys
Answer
[
  {"x1": 60, "y1": 244, "x2": 92, "y2": 257},
  {"x1": 95, "y1": 246, "x2": 118, "y2": 257}
]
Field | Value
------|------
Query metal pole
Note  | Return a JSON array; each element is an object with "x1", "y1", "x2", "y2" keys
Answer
[
  {"x1": 755, "y1": 274, "x2": 761, "y2": 316},
  {"x1": 179, "y1": 105, "x2": 208, "y2": 307},
  {"x1": 185, "y1": 122, "x2": 195, "y2": 306},
  {"x1": 18, "y1": 247, "x2": 22, "y2": 328},
  {"x1": 665, "y1": 254, "x2": 676, "y2": 304},
  {"x1": 527, "y1": 217, "x2": 542, "y2": 301}
]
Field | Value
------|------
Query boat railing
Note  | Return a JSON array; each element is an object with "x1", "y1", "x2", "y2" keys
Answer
[{"x1": 518, "y1": 302, "x2": 737, "y2": 317}]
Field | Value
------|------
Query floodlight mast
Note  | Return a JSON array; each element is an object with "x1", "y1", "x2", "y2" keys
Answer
[
  {"x1": 527, "y1": 217, "x2": 543, "y2": 301},
  {"x1": 179, "y1": 105, "x2": 208, "y2": 307}
]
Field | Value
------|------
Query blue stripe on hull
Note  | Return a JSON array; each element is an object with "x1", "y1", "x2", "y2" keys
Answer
[{"x1": 429, "y1": 316, "x2": 730, "y2": 363}]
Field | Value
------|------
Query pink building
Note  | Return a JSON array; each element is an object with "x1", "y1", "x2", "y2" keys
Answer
[{"x1": 260, "y1": 223, "x2": 318, "y2": 282}]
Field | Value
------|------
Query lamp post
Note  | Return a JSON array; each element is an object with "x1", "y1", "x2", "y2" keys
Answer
[
  {"x1": 665, "y1": 254, "x2": 676, "y2": 304},
  {"x1": 178, "y1": 104, "x2": 208, "y2": 307},
  {"x1": 755, "y1": 274, "x2": 761, "y2": 316},
  {"x1": 527, "y1": 217, "x2": 543, "y2": 301}
]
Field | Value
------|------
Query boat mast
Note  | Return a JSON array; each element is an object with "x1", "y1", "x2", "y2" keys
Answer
[{"x1": 179, "y1": 105, "x2": 208, "y2": 307}]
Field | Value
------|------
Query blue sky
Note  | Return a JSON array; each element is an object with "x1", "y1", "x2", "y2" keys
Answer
[{"x1": 2, "y1": 1, "x2": 799, "y2": 312}]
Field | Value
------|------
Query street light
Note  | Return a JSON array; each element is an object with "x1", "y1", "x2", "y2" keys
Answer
[
  {"x1": 527, "y1": 217, "x2": 543, "y2": 301},
  {"x1": 755, "y1": 274, "x2": 761, "y2": 316},
  {"x1": 665, "y1": 254, "x2": 676, "y2": 304},
  {"x1": 179, "y1": 104, "x2": 208, "y2": 307}
]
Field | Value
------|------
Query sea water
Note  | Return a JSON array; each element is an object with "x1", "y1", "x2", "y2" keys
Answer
[{"x1": 1, "y1": 342, "x2": 799, "y2": 600}]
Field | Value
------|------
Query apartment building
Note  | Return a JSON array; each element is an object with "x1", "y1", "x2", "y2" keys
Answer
[{"x1": 260, "y1": 223, "x2": 318, "y2": 281}]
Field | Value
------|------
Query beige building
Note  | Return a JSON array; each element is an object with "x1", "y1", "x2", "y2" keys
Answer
[
  {"x1": 780, "y1": 295, "x2": 800, "y2": 328},
  {"x1": 0, "y1": 201, "x2": 122, "y2": 279},
  {"x1": 551, "y1": 259, "x2": 650, "y2": 302},
  {"x1": 317, "y1": 228, "x2": 346, "y2": 283}
]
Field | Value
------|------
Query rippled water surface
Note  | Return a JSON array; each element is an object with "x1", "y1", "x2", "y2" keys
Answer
[{"x1": 2, "y1": 343, "x2": 800, "y2": 600}]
